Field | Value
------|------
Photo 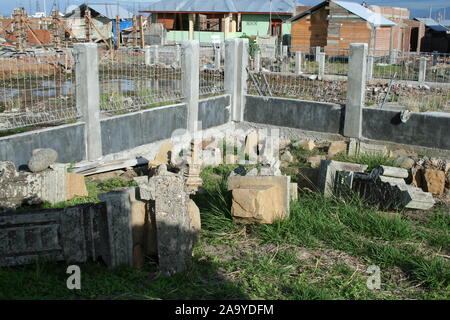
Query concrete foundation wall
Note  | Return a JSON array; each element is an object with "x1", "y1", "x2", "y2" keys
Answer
[
  {"x1": 0, "y1": 123, "x2": 86, "y2": 169},
  {"x1": 362, "y1": 109, "x2": 450, "y2": 151},
  {"x1": 101, "y1": 104, "x2": 188, "y2": 156},
  {"x1": 244, "y1": 95, "x2": 344, "y2": 134},
  {"x1": 198, "y1": 94, "x2": 231, "y2": 129}
]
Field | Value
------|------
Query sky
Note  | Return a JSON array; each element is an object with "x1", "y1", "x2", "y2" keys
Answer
[{"x1": 1, "y1": 0, "x2": 449, "y2": 20}]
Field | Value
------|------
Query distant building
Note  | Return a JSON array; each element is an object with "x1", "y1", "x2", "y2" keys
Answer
[
  {"x1": 290, "y1": 0, "x2": 396, "y2": 53},
  {"x1": 140, "y1": 0, "x2": 297, "y2": 43},
  {"x1": 64, "y1": 3, "x2": 133, "y2": 42},
  {"x1": 414, "y1": 18, "x2": 450, "y2": 53}
]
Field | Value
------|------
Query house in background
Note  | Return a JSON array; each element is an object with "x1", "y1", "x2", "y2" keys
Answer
[
  {"x1": 290, "y1": 0, "x2": 396, "y2": 53},
  {"x1": 64, "y1": 3, "x2": 133, "y2": 42},
  {"x1": 368, "y1": 5, "x2": 425, "y2": 53},
  {"x1": 140, "y1": 0, "x2": 298, "y2": 43},
  {"x1": 414, "y1": 18, "x2": 450, "y2": 53}
]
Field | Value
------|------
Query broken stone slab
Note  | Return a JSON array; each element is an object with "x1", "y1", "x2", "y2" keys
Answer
[
  {"x1": 149, "y1": 141, "x2": 173, "y2": 169},
  {"x1": 280, "y1": 151, "x2": 294, "y2": 162},
  {"x1": 0, "y1": 161, "x2": 69, "y2": 211},
  {"x1": 149, "y1": 174, "x2": 196, "y2": 275},
  {"x1": 66, "y1": 173, "x2": 88, "y2": 200},
  {"x1": 260, "y1": 166, "x2": 282, "y2": 176},
  {"x1": 348, "y1": 138, "x2": 358, "y2": 157},
  {"x1": 371, "y1": 166, "x2": 409, "y2": 179},
  {"x1": 231, "y1": 185, "x2": 284, "y2": 224},
  {"x1": 307, "y1": 155, "x2": 326, "y2": 168},
  {"x1": 28, "y1": 148, "x2": 58, "y2": 173},
  {"x1": 318, "y1": 160, "x2": 368, "y2": 197},
  {"x1": 228, "y1": 175, "x2": 291, "y2": 224},
  {"x1": 423, "y1": 169, "x2": 445, "y2": 195},
  {"x1": 294, "y1": 140, "x2": 316, "y2": 151},
  {"x1": 328, "y1": 141, "x2": 347, "y2": 157},
  {"x1": 358, "y1": 142, "x2": 389, "y2": 157},
  {"x1": 352, "y1": 171, "x2": 435, "y2": 210},
  {"x1": 393, "y1": 157, "x2": 415, "y2": 170}
]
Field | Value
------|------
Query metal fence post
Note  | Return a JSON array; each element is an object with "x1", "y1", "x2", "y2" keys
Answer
[
  {"x1": 181, "y1": 40, "x2": 199, "y2": 133},
  {"x1": 225, "y1": 38, "x2": 248, "y2": 122},
  {"x1": 254, "y1": 49, "x2": 261, "y2": 72},
  {"x1": 315, "y1": 46, "x2": 321, "y2": 62},
  {"x1": 367, "y1": 55, "x2": 374, "y2": 80},
  {"x1": 318, "y1": 52, "x2": 325, "y2": 78},
  {"x1": 419, "y1": 57, "x2": 427, "y2": 83},
  {"x1": 344, "y1": 43, "x2": 368, "y2": 139},
  {"x1": 295, "y1": 51, "x2": 302, "y2": 75},
  {"x1": 144, "y1": 45, "x2": 151, "y2": 65},
  {"x1": 74, "y1": 43, "x2": 102, "y2": 161}
]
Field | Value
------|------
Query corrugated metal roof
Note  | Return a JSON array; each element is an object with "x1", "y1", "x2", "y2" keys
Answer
[
  {"x1": 439, "y1": 19, "x2": 450, "y2": 27},
  {"x1": 415, "y1": 18, "x2": 449, "y2": 32},
  {"x1": 65, "y1": 4, "x2": 133, "y2": 19},
  {"x1": 145, "y1": 0, "x2": 298, "y2": 14},
  {"x1": 334, "y1": 1, "x2": 395, "y2": 26}
]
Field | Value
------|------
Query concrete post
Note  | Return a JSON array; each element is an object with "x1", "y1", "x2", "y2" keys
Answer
[
  {"x1": 315, "y1": 46, "x2": 321, "y2": 62},
  {"x1": 367, "y1": 55, "x2": 374, "y2": 80},
  {"x1": 144, "y1": 46, "x2": 151, "y2": 65},
  {"x1": 150, "y1": 45, "x2": 159, "y2": 64},
  {"x1": 254, "y1": 49, "x2": 261, "y2": 72},
  {"x1": 74, "y1": 43, "x2": 102, "y2": 161},
  {"x1": 225, "y1": 38, "x2": 248, "y2": 122},
  {"x1": 188, "y1": 14, "x2": 195, "y2": 40},
  {"x1": 389, "y1": 49, "x2": 398, "y2": 65},
  {"x1": 344, "y1": 43, "x2": 368, "y2": 139},
  {"x1": 181, "y1": 40, "x2": 200, "y2": 133},
  {"x1": 215, "y1": 46, "x2": 221, "y2": 69},
  {"x1": 318, "y1": 52, "x2": 325, "y2": 78},
  {"x1": 418, "y1": 57, "x2": 427, "y2": 83},
  {"x1": 176, "y1": 45, "x2": 182, "y2": 67},
  {"x1": 295, "y1": 51, "x2": 302, "y2": 75}
]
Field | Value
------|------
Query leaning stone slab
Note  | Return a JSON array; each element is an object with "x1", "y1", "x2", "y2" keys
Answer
[
  {"x1": 318, "y1": 160, "x2": 368, "y2": 197},
  {"x1": 149, "y1": 175, "x2": 196, "y2": 275}
]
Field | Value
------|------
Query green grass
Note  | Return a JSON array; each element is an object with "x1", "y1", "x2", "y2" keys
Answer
[{"x1": 332, "y1": 153, "x2": 396, "y2": 172}]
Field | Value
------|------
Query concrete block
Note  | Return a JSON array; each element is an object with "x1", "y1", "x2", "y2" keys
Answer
[{"x1": 66, "y1": 173, "x2": 88, "y2": 200}]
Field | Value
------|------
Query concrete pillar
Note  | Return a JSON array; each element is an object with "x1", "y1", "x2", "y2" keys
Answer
[
  {"x1": 344, "y1": 43, "x2": 368, "y2": 139},
  {"x1": 176, "y1": 45, "x2": 182, "y2": 67},
  {"x1": 225, "y1": 38, "x2": 248, "y2": 122},
  {"x1": 150, "y1": 45, "x2": 159, "y2": 64},
  {"x1": 295, "y1": 51, "x2": 302, "y2": 75},
  {"x1": 318, "y1": 52, "x2": 325, "y2": 78},
  {"x1": 181, "y1": 40, "x2": 200, "y2": 133},
  {"x1": 188, "y1": 14, "x2": 195, "y2": 40},
  {"x1": 315, "y1": 46, "x2": 321, "y2": 62},
  {"x1": 389, "y1": 49, "x2": 398, "y2": 65},
  {"x1": 254, "y1": 49, "x2": 261, "y2": 72},
  {"x1": 74, "y1": 43, "x2": 102, "y2": 161},
  {"x1": 215, "y1": 46, "x2": 221, "y2": 69},
  {"x1": 144, "y1": 46, "x2": 151, "y2": 65},
  {"x1": 419, "y1": 57, "x2": 427, "y2": 83},
  {"x1": 367, "y1": 55, "x2": 374, "y2": 80},
  {"x1": 224, "y1": 14, "x2": 230, "y2": 39}
]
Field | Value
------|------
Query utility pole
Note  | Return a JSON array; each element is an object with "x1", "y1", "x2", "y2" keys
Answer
[
  {"x1": 429, "y1": 6, "x2": 432, "y2": 19},
  {"x1": 43, "y1": 0, "x2": 47, "y2": 17}
]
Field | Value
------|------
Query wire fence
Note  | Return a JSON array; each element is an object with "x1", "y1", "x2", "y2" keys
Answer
[
  {"x1": 199, "y1": 43, "x2": 224, "y2": 97},
  {"x1": 98, "y1": 47, "x2": 184, "y2": 114},
  {"x1": 0, "y1": 52, "x2": 77, "y2": 131}
]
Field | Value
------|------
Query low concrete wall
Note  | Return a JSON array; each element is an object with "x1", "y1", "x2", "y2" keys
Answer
[
  {"x1": 198, "y1": 94, "x2": 231, "y2": 129},
  {"x1": 244, "y1": 95, "x2": 344, "y2": 134},
  {"x1": 101, "y1": 104, "x2": 188, "y2": 156},
  {"x1": 362, "y1": 109, "x2": 450, "y2": 151},
  {"x1": 0, "y1": 123, "x2": 86, "y2": 169}
]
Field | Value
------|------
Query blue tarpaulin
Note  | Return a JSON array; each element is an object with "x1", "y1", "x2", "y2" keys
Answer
[{"x1": 113, "y1": 20, "x2": 133, "y2": 45}]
